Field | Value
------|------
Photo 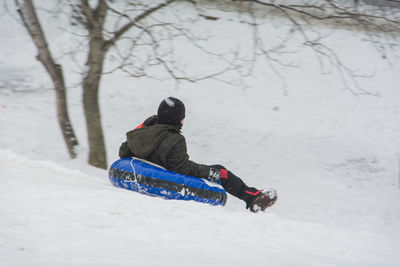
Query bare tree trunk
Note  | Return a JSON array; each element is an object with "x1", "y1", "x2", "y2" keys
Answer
[
  {"x1": 79, "y1": 0, "x2": 177, "y2": 169},
  {"x1": 16, "y1": 0, "x2": 79, "y2": 158},
  {"x1": 81, "y1": 0, "x2": 108, "y2": 169},
  {"x1": 82, "y1": 42, "x2": 107, "y2": 169}
]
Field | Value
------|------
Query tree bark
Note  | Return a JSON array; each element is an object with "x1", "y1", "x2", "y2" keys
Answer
[
  {"x1": 81, "y1": 0, "x2": 108, "y2": 169},
  {"x1": 17, "y1": 0, "x2": 79, "y2": 158},
  {"x1": 82, "y1": 44, "x2": 107, "y2": 169}
]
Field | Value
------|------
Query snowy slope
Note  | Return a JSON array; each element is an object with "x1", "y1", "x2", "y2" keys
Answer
[
  {"x1": 1, "y1": 150, "x2": 399, "y2": 267},
  {"x1": 1, "y1": 2, "x2": 400, "y2": 266}
]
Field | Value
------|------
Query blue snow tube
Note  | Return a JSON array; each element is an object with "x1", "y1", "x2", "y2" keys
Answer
[{"x1": 109, "y1": 158, "x2": 227, "y2": 206}]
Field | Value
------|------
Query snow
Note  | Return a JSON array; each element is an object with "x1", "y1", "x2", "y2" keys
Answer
[
  {"x1": 1, "y1": 2, "x2": 400, "y2": 266},
  {"x1": 1, "y1": 150, "x2": 398, "y2": 267}
]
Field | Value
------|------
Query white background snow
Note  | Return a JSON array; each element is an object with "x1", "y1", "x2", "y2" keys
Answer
[{"x1": 1, "y1": 2, "x2": 400, "y2": 266}]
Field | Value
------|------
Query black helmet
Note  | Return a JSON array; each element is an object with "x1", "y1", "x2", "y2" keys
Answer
[{"x1": 157, "y1": 97, "x2": 185, "y2": 126}]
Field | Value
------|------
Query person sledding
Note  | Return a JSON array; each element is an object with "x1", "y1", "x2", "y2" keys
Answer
[{"x1": 119, "y1": 97, "x2": 277, "y2": 212}]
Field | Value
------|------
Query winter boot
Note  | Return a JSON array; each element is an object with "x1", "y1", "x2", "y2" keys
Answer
[{"x1": 249, "y1": 189, "x2": 277, "y2": 213}]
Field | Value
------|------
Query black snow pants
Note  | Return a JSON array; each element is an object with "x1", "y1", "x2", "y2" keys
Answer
[{"x1": 208, "y1": 164, "x2": 262, "y2": 208}]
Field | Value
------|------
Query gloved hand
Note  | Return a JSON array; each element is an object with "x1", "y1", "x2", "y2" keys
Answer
[
  {"x1": 208, "y1": 168, "x2": 221, "y2": 183},
  {"x1": 208, "y1": 168, "x2": 228, "y2": 183}
]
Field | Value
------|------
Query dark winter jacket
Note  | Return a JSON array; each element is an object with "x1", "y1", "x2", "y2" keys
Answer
[{"x1": 119, "y1": 115, "x2": 210, "y2": 178}]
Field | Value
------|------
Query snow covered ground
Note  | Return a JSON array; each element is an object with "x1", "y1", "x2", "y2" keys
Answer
[
  {"x1": 1, "y1": 2, "x2": 400, "y2": 266},
  {"x1": 1, "y1": 150, "x2": 399, "y2": 267}
]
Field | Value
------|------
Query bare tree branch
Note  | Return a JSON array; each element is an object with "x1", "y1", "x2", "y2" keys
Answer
[{"x1": 103, "y1": 0, "x2": 177, "y2": 51}]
